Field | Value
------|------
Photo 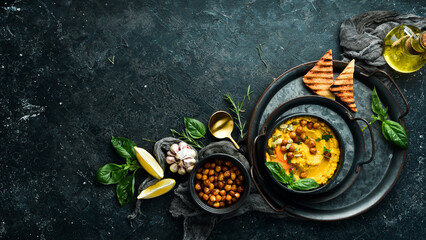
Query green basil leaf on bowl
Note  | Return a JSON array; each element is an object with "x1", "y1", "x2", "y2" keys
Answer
[
  {"x1": 184, "y1": 117, "x2": 206, "y2": 139},
  {"x1": 111, "y1": 137, "x2": 137, "y2": 160},
  {"x1": 116, "y1": 174, "x2": 134, "y2": 206},
  {"x1": 265, "y1": 162, "x2": 293, "y2": 185},
  {"x1": 382, "y1": 120, "x2": 409, "y2": 149},
  {"x1": 95, "y1": 163, "x2": 128, "y2": 185},
  {"x1": 290, "y1": 178, "x2": 319, "y2": 191}
]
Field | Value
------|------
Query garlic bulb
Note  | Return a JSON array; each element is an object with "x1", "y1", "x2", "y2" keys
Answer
[{"x1": 166, "y1": 142, "x2": 197, "y2": 175}]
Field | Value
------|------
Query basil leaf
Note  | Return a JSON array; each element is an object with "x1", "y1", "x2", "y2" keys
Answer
[
  {"x1": 111, "y1": 137, "x2": 137, "y2": 160},
  {"x1": 184, "y1": 117, "x2": 206, "y2": 139},
  {"x1": 371, "y1": 87, "x2": 385, "y2": 117},
  {"x1": 382, "y1": 120, "x2": 409, "y2": 149},
  {"x1": 95, "y1": 163, "x2": 127, "y2": 185},
  {"x1": 290, "y1": 178, "x2": 319, "y2": 191},
  {"x1": 116, "y1": 174, "x2": 134, "y2": 206},
  {"x1": 265, "y1": 162, "x2": 293, "y2": 185}
]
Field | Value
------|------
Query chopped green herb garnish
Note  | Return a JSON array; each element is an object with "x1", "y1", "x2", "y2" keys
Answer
[{"x1": 323, "y1": 146, "x2": 331, "y2": 153}]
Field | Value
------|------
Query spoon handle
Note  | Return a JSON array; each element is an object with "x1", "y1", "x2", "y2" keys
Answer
[{"x1": 228, "y1": 136, "x2": 240, "y2": 150}]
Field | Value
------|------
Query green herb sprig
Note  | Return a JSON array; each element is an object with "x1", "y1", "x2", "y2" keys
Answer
[
  {"x1": 362, "y1": 88, "x2": 408, "y2": 149},
  {"x1": 265, "y1": 162, "x2": 319, "y2": 191},
  {"x1": 171, "y1": 117, "x2": 206, "y2": 148},
  {"x1": 224, "y1": 85, "x2": 253, "y2": 139},
  {"x1": 95, "y1": 137, "x2": 141, "y2": 205}
]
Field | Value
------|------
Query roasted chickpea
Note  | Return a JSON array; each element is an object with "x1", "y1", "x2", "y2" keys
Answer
[
  {"x1": 216, "y1": 195, "x2": 222, "y2": 201},
  {"x1": 289, "y1": 131, "x2": 297, "y2": 139},
  {"x1": 227, "y1": 179, "x2": 233, "y2": 185},
  {"x1": 202, "y1": 169, "x2": 209, "y2": 175},
  {"x1": 226, "y1": 195, "x2": 232, "y2": 201},
  {"x1": 300, "y1": 119, "x2": 308, "y2": 126},
  {"x1": 313, "y1": 122, "x2": 320, "y2": 129},
  {"x1": 210, "y1": 195, "x2": 216, "y2": 202},
  {"x1": 195, "y1": 183, "x2": 201, "y2": 191},
  {"x1": 209, "y1": 176, "x2": 215, "y2": 182},
  {"x1": 209, "y1": 183, "x2": 214, "y2": 191},
  {"x1": 230, "y1": 172, "x2": 236, "y2": 180},
  {"x1": 296, "y1": 126, "x2": 303, "y2": 135},
  {"x1": 209, "y1": 169, "x2": 215, "y2": 175},
  {"x1": 307, "y1": 122, "x2": 313, "y2": 129},
  {"x1": 204, "y1": 187, "x2": 210, "y2": 194},
  {"x1": 202, "y1": 174, "x2": 208, "y2": 181},
  {"x1": 300, "y1": 133, "x2": 307, "y2": 141},
  {"x1": 213, "y1": 202, "x2": 220, "y2": 208},
  {"x1": 231, "y1": 185, "x2": 237, "y2": 191},
  {"x1": 225, "y1": 161, "x2": 231, "y2": 166},
  {"x1": 287, "y1": 152, "x2": 294, "y2": 160},
  {"x1": 300, "y1": 171, "x2": 307, "y2": 178},
  {"x1": 237, "y1": 186, "x2": 244, "y2": 193},
  {"x1": 234, "y1": 192, "x2": 241, "y2": 199},
  {"x1": 224, "y1": 185, "x2": 232, "y2": 192},
  {"x1": 215, "y1": 166, "x2": 221, "y2": 172},
  {"x1": 203, "y1": 194, "x2": 209, "y2": 201},
  {"x1": 220, "y1": 202, "x2": 225, "y2": 207},
  {"x1": 288, "y1": 145, "x2": 296, "y2": 152},
  {"x1": 280, "y1": 145, "x2": 287, "y2": 153},
  {"x1": 324, "y1": 152, "x2": 331, "y2": 158},
  {"x1": 220, "y1": 190, "x2": 226, "y2": 196},
  {"x1": 196, "y1": 173, "x2": 202, "y2": 180},
  {"x1": 308, "y1": 139, "x2": 316, "y2": 148},
  {"x1": 238, "y1": 175, "x2": 244, "y2": 181},
  {"x1": 229, "y1": 191, "x2": 235, "y2": 197},
  {"x1": 217, "y1": 181, "x2": 224, "y2": 189},
  {"x1": 310, "y1": 147, "x2": 317, "y2": 154},
  {"x1": 224, "y1": 171, "x2": 230, "y2": 177},
  {"x1": 304, "y1": 138, "x2": 311, "y2": 145},
  {"x1": 281, "y1": 139, "x2": 289, "y2": 145},
  {"x1": 210, "y1": 162, "x2": 216, "y2": 168},
  {"x1": 204, "y1": 163, "x2": 211, "y2": 168}
]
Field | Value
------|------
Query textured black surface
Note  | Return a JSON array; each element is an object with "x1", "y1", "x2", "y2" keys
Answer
[{"x1": 0, "y1": 0, "x2": 425, "y2": 239}]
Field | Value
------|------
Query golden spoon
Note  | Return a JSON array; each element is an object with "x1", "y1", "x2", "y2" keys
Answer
[{"x1": 208, "y1": 111, "x2": 240, "y2": 149}]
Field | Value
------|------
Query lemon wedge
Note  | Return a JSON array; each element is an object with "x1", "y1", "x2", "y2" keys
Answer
[
  {"x1": 137, "y1": 178, "x2": 176, "y2": 199},
  {"x1": 134, "y1": 146, "x2": 164, "y2": 179}
]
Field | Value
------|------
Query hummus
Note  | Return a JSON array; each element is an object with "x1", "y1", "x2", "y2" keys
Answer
[{"x1": 266, "y1": 116, "x2": 340, "y2": 186}]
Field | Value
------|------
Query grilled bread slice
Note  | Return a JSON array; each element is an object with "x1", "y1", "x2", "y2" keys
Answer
[
  {"x1": 330, "y1": 59, "x2": 357, "y2": 112},
  {"x1": 303, "y1": 49, "x2": 335, "y2": 100}
]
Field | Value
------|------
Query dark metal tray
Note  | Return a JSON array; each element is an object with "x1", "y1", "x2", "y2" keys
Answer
[{"x1": 247, "y1": 60, "x2": 408, "y2": 221}]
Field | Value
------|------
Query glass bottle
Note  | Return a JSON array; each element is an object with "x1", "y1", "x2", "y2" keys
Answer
[{"x1": 383, "y1": 25, "x2": 426, "y2": 73}]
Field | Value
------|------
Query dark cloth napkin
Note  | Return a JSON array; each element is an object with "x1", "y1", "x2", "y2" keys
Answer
[{"x1": 340, "y1": 10, "x2": 426, "y2": 71}]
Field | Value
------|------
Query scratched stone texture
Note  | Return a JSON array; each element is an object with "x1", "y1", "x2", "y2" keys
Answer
[{"x1": 0, "y1": 0, "x2": 425, "y2": 239}]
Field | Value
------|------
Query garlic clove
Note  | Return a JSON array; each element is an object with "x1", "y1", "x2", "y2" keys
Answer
[
  {"x1": 183, "y1": 158, "x2": 196, "y2": 168},
  {"x1": 170, "y1": 163, "x2": 178, "y2": 173},
  {"x1": 178, "y1": 141, "x2": 188, "y2": 150},
  {"x1": 170, "y1": 144, "x2": 179, "y2": 154},
  {"x1": 186, "y1": 165, "x2": 194, "y2": 173},
  {"x1": 166, "y1": 156, "x2": 176, "y2": 164},
  {"x1": 178, "y1": 167, "x2": 186, "y2": 175}
]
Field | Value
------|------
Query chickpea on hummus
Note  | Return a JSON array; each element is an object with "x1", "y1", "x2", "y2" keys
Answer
[{"x1": 266, "y1": 116, "x2": 340, "y2": 186}]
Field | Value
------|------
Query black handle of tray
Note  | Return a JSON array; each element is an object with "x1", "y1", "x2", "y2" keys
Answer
[
  {"x1": 352, "y1": 117, "x2": 376, "y2": 172},
  {"x1": 360, "y1": 69, "x2": 409, "y2": 122},
  {"x1": 250, "y1": 134, "x2": 286, "y2": 212}
]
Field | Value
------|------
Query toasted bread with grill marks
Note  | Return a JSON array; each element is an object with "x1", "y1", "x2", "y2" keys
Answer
[
  {"x1": 303, "y1": 49, "x2": 335, "y2": 100},
  {"x1": 330, "y1": 59, "x2": 357, "y2": 112}
]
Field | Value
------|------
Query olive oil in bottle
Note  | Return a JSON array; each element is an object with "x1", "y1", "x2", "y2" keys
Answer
[{"x1": 383, "y1": 25, "x2": 426, "y2": 73}]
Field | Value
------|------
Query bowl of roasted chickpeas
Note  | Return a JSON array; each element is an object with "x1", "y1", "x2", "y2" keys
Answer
[{"x1": 189, "y1": 153, "x2": 250, "y2": 214}]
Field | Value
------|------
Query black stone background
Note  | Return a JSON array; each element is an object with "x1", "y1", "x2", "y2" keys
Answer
[{"x1": 0, "y1": 0, "x2": 425, "y2": 239}]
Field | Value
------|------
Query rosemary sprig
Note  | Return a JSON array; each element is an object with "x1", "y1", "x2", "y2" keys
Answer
[
  {"x1": 107, "y1": 56, "x2": 115, "y2": 64},
  {"x1": 170, "y1": 129, "x2": 204, "y2": 148},
  {"x1": 224, "y1": 85, "x2": 253, "y2": 139},
  {"x1": 256, "y1": 43, "x2": 268, "y2": 72}
]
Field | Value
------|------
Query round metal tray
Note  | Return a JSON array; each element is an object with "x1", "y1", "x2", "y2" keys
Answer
[{"x1": 247, "y1": 60, "x2": 408, "y2": 221}]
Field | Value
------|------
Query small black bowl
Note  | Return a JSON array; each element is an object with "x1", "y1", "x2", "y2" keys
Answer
[
  {"x1": 262, "y1": 113, "x2": 345, "y2": 195},
  {"x1": 189, "y1": 153, "x2": 251, "y2": 214}
]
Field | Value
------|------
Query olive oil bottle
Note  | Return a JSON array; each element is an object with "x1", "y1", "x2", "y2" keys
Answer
[{"x1": 383, "y1": 25, "x2": 426, "y2": 73}]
